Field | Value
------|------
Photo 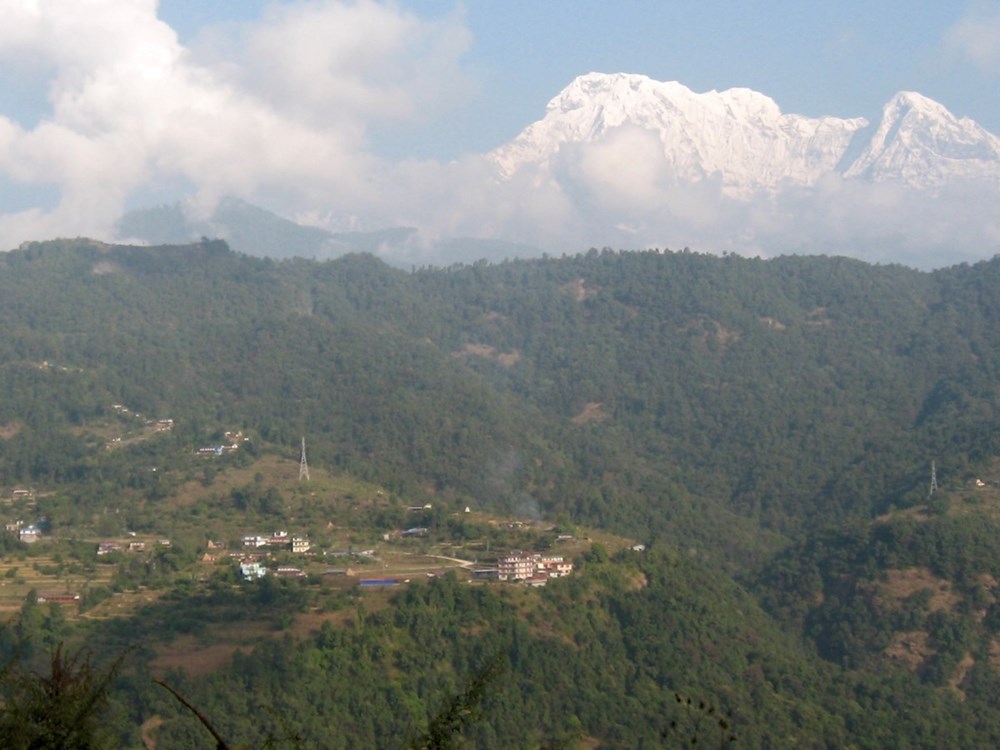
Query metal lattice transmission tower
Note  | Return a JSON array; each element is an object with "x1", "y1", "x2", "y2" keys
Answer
[
  {"x1": 928, "y1": 460, "x2": 938, "y2": 499},
  {"x1": 299, "y1": 436, "x2": 310, "y2": 482}
]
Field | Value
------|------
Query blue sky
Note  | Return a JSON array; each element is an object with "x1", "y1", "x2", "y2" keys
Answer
[
  {"x1": 0, "y1": 0, "x2": 997, "y2": 266},
  {"x1": 158, "y1": 0, "x2": 999, "y2": 159}
]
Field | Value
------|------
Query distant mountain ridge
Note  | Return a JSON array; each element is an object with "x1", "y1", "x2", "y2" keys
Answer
[
  {"x1": 489, "y1": 73, "x2": 1000, "y2": 195},
  {"x1": 116, "y1": 198, "x2": 538, "y2": 266},
  {"x1": 115, "y1": 73, "x2": 1000, "y2": 268},
  {"x1": 117, "y1": 198, "x2": 379, "y2": 261}
]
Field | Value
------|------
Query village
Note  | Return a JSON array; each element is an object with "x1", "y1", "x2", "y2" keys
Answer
[
  {"x1": 0, "y1": 480, "x2": 589, "y2": 619},
  {"x1": 0, "y1": 505, "x2": 586, "y2": 619},
  {"x1": 231, "y1": 527, "x2": 575, "y2": 588},
  {"x1": 226, "y1": 512, "x2": 579, "y2": 586},
  {"x1": 0, "y1": 405, "x2": 626, "y2": 622}
]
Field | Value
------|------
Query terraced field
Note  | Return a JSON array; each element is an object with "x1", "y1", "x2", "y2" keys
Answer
[{"x1": 0, "y1": 550, "x2": 115, "y2": 618}]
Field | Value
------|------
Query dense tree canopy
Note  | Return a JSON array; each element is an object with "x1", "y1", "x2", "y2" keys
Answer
[{"x1": 4, "y1": 240, "x2": 1000, "y2": 746}]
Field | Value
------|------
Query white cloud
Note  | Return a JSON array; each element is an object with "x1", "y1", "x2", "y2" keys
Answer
[
  {"x1": 945, "y1": 2, "x2": 1000, "y2": 75},
  {"x1": 0, "y1": 0, "x2": 996, "y2": 270},
  {"x1": 552, "y1": 126, "x2": 673, "y2": 215},
  {"x1": 219, "y1": 0, "x2": 473, "y2": 127},
  {"x1": 0, "y1": 0, "x2": 472, "y2": 250},
  {"x1": 408, "y1": 154, "x2": 1000, "y2": 269}
]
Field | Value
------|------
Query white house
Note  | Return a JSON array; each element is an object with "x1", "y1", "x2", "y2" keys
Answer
[{"x1": 240, "y1": 559, "x2": 266, "y2": 580}]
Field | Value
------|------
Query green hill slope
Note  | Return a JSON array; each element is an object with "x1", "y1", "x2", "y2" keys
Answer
[{"x1": 4, "y1": 240, "x2": 1000, "y2": 745}]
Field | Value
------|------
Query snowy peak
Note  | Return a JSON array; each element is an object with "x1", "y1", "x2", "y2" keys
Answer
[
  {"x1": 842, "y1": 91, "x2": 1000, "y2": 184},
  {"x1": 491, "y1": 72, "x2": 867, "y2": 194},
  {"x1": 490, "y1": 73, "x2": 1000, "y2": 193},
  {"x1": 889, "y1": 90, "x2": 951, "y2": 115}
]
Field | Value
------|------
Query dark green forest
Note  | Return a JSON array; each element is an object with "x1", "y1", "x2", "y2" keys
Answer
[{"x1": 4, "y1": 238, "x2": 1000, "y2": 747}]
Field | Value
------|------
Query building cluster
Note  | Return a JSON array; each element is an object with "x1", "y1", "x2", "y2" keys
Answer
[
  {"x1": 112, "y1": 404, "x2": 167, "y2": 424},
  {"x1": 2, "y1": 490, "x2": 39, "y2": 543},
  {"x1": 238, "y1": 559, "x2": 307, "y2": 581},
  {"x1": 197, "y1": 429, "x2": 248, "y2": 455},
  {"x1": 496, "y1": 552, "x2": 573, "y2": 586},
  {"x1": 5, "y1": 521, "x2": 41, "y2": 544},
  {"x1": 96, "y1": 538, "x2": 171, "y2": 555},
  {"x1": 239, "y1": 530, "x2": 311, "y2": 581},
  {"x1": 107, "y1": 406, "x2": 175, "y2": 448},
  {"x1": 37, "y1": 593, "x2": 80, "y2": 604},
  {"x1": 3, "y1": 487, "x2": 41, "y2": 541},
  {"x1": 242, "y1": 530, "x2": 310, "y2": 554}
]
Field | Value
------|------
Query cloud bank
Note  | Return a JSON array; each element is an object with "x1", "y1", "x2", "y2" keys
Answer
[
  {"x1": 0, "y1": 0, "x2": 471, "y2": 244},
  {"x1": 0, "y1": 0, "x2": 997, "y2": 270}
]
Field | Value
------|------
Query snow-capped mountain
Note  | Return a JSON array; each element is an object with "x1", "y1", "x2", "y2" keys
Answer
[
  {"x1": 115, "y1": 72, "x2": 1000, "y2": 271},
  {"x1": 841, "y1": 91, "x2": 1000, "y2": 185},
  {"x1": 489, "y1": 73, "x2": 1000, "y2": 195}
]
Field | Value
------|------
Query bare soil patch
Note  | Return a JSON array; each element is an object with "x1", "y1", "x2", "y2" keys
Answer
[
  {"x1": 571, "y1": 402, "x2": 607, "y2": 425},
  {"x1": 452, "y1": 343, "x2": 520, "y2": 367},
  {"x1": 149, "y1": 639, "x2": 250, "y2": 677},
  {"x1": 989, "y1": 637, "x2": 1000, "y2": 672},
  {"x1": 873, "y1": 568, "x2": 960, "y2": 613},
  {"x1": 140, "y1": 715, "x2": 165, "y2": 750},
  {"x1": 884, "y1": 630, "x2": 934, "y2": 670},
  {"x1": 287, "y1": 609, "x2": 355, "y2": 638},
  {"x1": 626, "y1": 571, "x2": 648, "y2": 591},
  {"x1": 949, "y1": 652, "x2": 975, "y2": 700},
  {"x1": 806, "y1": 307, "x2": 832, "y2": 326},
  {"x1": 563, "y1": 277, "x2": 598, "y2": 302}
]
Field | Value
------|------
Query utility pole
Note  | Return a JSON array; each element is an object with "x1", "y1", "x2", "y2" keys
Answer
[
  {"x1": 299, "y1": 436, "x2": 310, "y2": 482},
  {"x1": 928, "y1": 460, "x2": 938, "y2": 499}
]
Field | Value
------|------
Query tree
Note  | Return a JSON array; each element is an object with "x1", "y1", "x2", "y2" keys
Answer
[
  {"x1": 0, "y1": 644, "x2": 123, "y2": 749},
  {"x1": 408, "y1": 653, "x2": 506, "y2": 750}
]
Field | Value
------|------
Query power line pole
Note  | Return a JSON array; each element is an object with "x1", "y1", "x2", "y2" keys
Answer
[
  {"x1": 299, "y1": 436, "x2": 310, "y2": 482},
  {"x1": 928, "y1": 460, "x2": 938, "y2": 499}
]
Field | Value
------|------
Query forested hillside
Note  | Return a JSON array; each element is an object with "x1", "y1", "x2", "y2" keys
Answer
[{"x1": 4, "y1": 239, "x2": 1000, "y2": 747}]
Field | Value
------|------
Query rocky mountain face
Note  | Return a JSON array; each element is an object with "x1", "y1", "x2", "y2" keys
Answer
[{"x1": 489, "y1": 73, "x2": 1000, "y2": 195}]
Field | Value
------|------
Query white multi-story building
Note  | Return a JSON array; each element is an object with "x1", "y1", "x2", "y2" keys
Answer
[
  {"x1": 497, "y1": 552, "x2": 538, "y2": 581},
  {"x1": 497, "y1": 552, "x2": 574, "y2": 582}
]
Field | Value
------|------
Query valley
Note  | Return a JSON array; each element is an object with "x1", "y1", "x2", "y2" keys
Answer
[{"x1": 4, "y1": 239, "x2": 1000, "y2": 746}]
